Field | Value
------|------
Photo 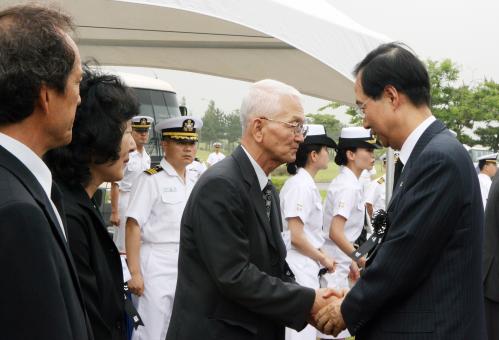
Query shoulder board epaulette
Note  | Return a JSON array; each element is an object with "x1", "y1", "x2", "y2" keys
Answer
[
  {"x1": 144, "y1": 165, "x2": 163, "y2": 175},
  {"x1": 377, "y1": 176, "x2": 385, "y2": 184}
]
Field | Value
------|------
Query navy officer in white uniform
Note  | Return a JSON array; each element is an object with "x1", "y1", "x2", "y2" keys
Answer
[
  {"x1": 477, "y1": 153, "x2": 497, "y2": 210},
  {"x1": 280, "y1": 124, "x2": 337, "y2": 340},
  {"x1": 124, "y1": 116, "x2": 202, "y2": 340},
  {"x1": 111, "y1": 115, "x2": 153, "y2": 253},
  {"x1": 322, "y1": 127, "x2": 380, "y2": 340}
]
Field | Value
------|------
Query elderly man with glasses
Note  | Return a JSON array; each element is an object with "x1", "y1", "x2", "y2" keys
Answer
[{"x1": 166, "y1": 79, "x2": 339, "y2": 340}]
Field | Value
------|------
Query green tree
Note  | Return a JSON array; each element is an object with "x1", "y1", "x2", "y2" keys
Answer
[
  {"x1": 225, "y1": 109, "x2": 242, "y2": 148},
  {"x1": 306, "y1": 113, "x2": 343, "y2": 140},
  {"x1": 323, "y1": 59, "x2": 499, "y2": 145},
  {"x1": 428, "y1": 59, "x2": 482, "y2": 142},
  {"x1": 475, "y1": 125, "x2": 499, "y2": 151},
  {"x1": 200, "y1": 100, "x2": 226, "y2": 145},
  {"x1": 470, "y1": 81, "x2": 499, "y2": 122}
]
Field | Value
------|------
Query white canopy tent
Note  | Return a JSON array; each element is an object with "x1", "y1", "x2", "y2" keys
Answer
[
  {"x1": 1, "y1": 0, "x2": 397, "y2": 202},
  {"x1": 52, "y1": 0, "x2": 388, "y2": 105}
]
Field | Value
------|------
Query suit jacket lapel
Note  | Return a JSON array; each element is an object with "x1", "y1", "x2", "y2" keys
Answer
[
  {"x1": 63, "y1": 182, "x2": 107, "y2": 234},
  {"x1": 0, "y1": 146, "x2": 88, "y2": 307},
  {"x1": 232, "y1": 146, "x2": 278, "y2": 251},
  {"x1": 388, "y1": 120, "x2": 447, "y2": 210},
  {"x1": 0, "y1": 146, "x2": 68, "y2": 245},
  {"x1": 269, "y1": 184, "x2": 287, "y2": 259}
]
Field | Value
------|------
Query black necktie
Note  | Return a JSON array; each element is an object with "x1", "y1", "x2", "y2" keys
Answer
[
  {"x1": 393, "y1": 159, "x2": 404, "y2": 188},
  {"x1": 262, "y1": 180, "x2": 273, "y2": 220}
]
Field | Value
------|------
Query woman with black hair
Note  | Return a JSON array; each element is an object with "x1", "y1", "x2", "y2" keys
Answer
[
  {"x1": 44, "y1": 67, "x2": 137, "y2": 340},
  {"x1": 321, "y1": 126, "x2": 380, "y2": 339},
  {"x1": 279, "y1": 124, "x2": 337, "y2": 340}
]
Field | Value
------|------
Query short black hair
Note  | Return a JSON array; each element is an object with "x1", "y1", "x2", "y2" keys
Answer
[
  {"x1": 334, "y1": 147, "x2": 357, "y2": 166},
  {"x1": 478, "y1": 159, "x2": 495, "y2": 171},
  {"x1": 354, "y1": 42, "x2": 431, "y2": 107},
  {"x1": 44, "y1": 66, "x2": 139, "y2": 187},
  {"x1": 0, "y1": 4, "x2": 75, "y2": 125},
  {"x1": 287, "y1": 144, "x2": 324, "y2": 175}
]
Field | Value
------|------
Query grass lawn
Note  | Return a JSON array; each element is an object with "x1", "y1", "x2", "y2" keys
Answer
[{"x1": 195, "y1": 148, "x2": 211, "y2": 162}]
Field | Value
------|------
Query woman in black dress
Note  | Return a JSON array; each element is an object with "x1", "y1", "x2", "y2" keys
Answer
[{"x1": 45, "y1": 66, "x2": 137, "y2": 340}]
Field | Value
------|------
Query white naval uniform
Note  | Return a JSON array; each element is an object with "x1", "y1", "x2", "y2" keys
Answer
[
  {"x1": 359, "y1": 167, "x2": 376, "y2": 198},
  {"x1": 126, "y1": 158, "x2": 196, "y2": 340},
  {"x1": 206, "y1": 151, "x2": 225, "y2": 166},
  {"x1": 366, "y1": 175, "x2": 386, "y2": 213},
  {"x1": 280, "y1": 168, "x2": 324, "y2": 340},
  {"x1": 114, "y1": 149, "x2": 151, "y2": 252},
  {"x1": 186, "y1": 159, "x2": 207, "y2": 180},
  {"x1": 478, "y1": 172, "x2": 492, "y2": 210},
  {"x1": 322, "y1": 166, "x2": 365, "y2": 339}
]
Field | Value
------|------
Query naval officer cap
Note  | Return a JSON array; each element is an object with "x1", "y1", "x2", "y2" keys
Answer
[
  {"x1": 131, "y1": 115, "x2": 154, "y2": 132},
  {"x1": 303, "y1": 124, "x2": 337, "y2": 148},
  {"x1": 477, "y1": 153, "x2": 498, "y2": 167},
  {"x1": 213, "y1": 142, "x2": 222, "y2": 148},
  {"x1": 155, "y1": 115, "x2": 203, "y2": 141},
  {"x1": 337, "y1": 126, "x2": 381, "y2": 150}
]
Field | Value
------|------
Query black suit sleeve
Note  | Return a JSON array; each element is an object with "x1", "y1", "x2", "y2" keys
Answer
[
  {"x1": 341, "y1": 152, "x2": 461, "y2": 334},
  {"x1": 66, "y1": 212, "x2": 110, "y2": 339},
  {"x1": 483, "y1": 175, "x2": 499, "y2": 301},
  {"x1": 192, "y1": 176, "x2": 315, "y2": 330},
  {"x1": 0, "y1": 201, "x2": 74, "y2": 340}
]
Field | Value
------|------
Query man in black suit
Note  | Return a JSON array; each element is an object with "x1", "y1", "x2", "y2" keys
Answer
[
  {"x1": 483, "y1": 174, "x2": 499, "y2": 339},
  {"x1": 166, "y1": 79, "x2": 337, "y2": 340},
  {"x1": 315, "y1": 43, "x2": 486, "y2": 339},
  {"x1": 0, "y1": 4, "x2": 90, "y2": 340}
]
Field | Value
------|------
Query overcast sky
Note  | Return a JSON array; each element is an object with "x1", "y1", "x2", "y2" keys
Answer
[{"x1": 107, "y1": 0, "x2": 499, "y2": 124}]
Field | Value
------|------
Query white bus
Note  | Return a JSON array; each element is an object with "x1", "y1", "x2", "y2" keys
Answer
[{"x1": 117, "y1": 72, "x2": 185, "y2": 164}]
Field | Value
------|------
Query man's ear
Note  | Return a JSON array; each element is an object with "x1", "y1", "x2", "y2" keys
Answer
[
  {"x1": 36, "y1": 83, "x2": 51, "y2": 115},
  {"x1": 384, "y1": 85, "x2": 401, "y2": 109},
  {"x1": 251, "y1": 117, "x2": 264, "y2": 143}
]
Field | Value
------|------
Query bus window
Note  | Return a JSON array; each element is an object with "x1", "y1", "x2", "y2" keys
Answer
[
  {"x1": 164, "y1": 91, "x2": 181, "y2": 117},
  {"x1": 135, "y1": 88, "x2": 154, "y2": 118}
]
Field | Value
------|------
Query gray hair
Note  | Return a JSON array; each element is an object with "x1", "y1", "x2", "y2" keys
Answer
[{"x1": 239, "y1": 79, "x2": 302, "y2": 132}]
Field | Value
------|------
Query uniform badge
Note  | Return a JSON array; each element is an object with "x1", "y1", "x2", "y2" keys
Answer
[
  {"x1": 140, "y1": 118, "x2": 147, "y2": 125},
  {"x1": 183, "y1": 119, "x2": 194, "y2": 132}
]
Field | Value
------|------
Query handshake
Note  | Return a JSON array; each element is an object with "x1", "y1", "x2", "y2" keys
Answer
[{"x1": 309, "y1": 288, "x2": 348, "y2": 336}]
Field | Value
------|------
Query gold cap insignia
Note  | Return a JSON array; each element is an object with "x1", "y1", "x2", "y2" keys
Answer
[{"x1": 183, "y1": 119, "x2": 194, "y2": 132}]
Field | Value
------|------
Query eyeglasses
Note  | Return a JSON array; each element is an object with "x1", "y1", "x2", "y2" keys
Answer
[
  {"x1": 259, "y1": 117, "x2": 308, "y2": 137},
  {"x1": 355, "y1": 97, "x2": 372, "y2": 118}
]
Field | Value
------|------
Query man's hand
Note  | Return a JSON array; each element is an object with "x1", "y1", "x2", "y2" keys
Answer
[
  {"x1": 310, "y1": 288, "x2": 345, "y2": 315},
  {"x1": 315, "y1": 298, "x2": 346, "y2": 336},
  {"x1": 128, "y1": 273, "x2": 144, "y2": 296},
  {"x1": 110, "y1": 211, "x2": 120, "y2": 226}
]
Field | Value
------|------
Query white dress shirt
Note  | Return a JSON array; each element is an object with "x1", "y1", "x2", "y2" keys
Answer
[
  {"x1": 399, "y1": 115, "x2": 436, "y2": 168},
  {"x1": 241, "y1": 145, "x2": 269, "y2": 190}
]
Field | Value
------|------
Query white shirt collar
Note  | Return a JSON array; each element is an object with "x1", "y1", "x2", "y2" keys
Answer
[
  {"x1": 399, "y1": 115, "x2": 436, "y2": 165},
  {"x1": 161, "y1": 157, "x2": 196, "y2": 184},
  {"x1": 241, "y1": 145, "x2": 269, "y2": 191},
  {"x1": 340, "y1": 166, "x2": 362, "y2": 188},
  {"x1": 297, "y1": 167, "x2": 315, "y2": 186},
  {"x1": 0, "y1": 132, "x2": 53, "y2": 197}
]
